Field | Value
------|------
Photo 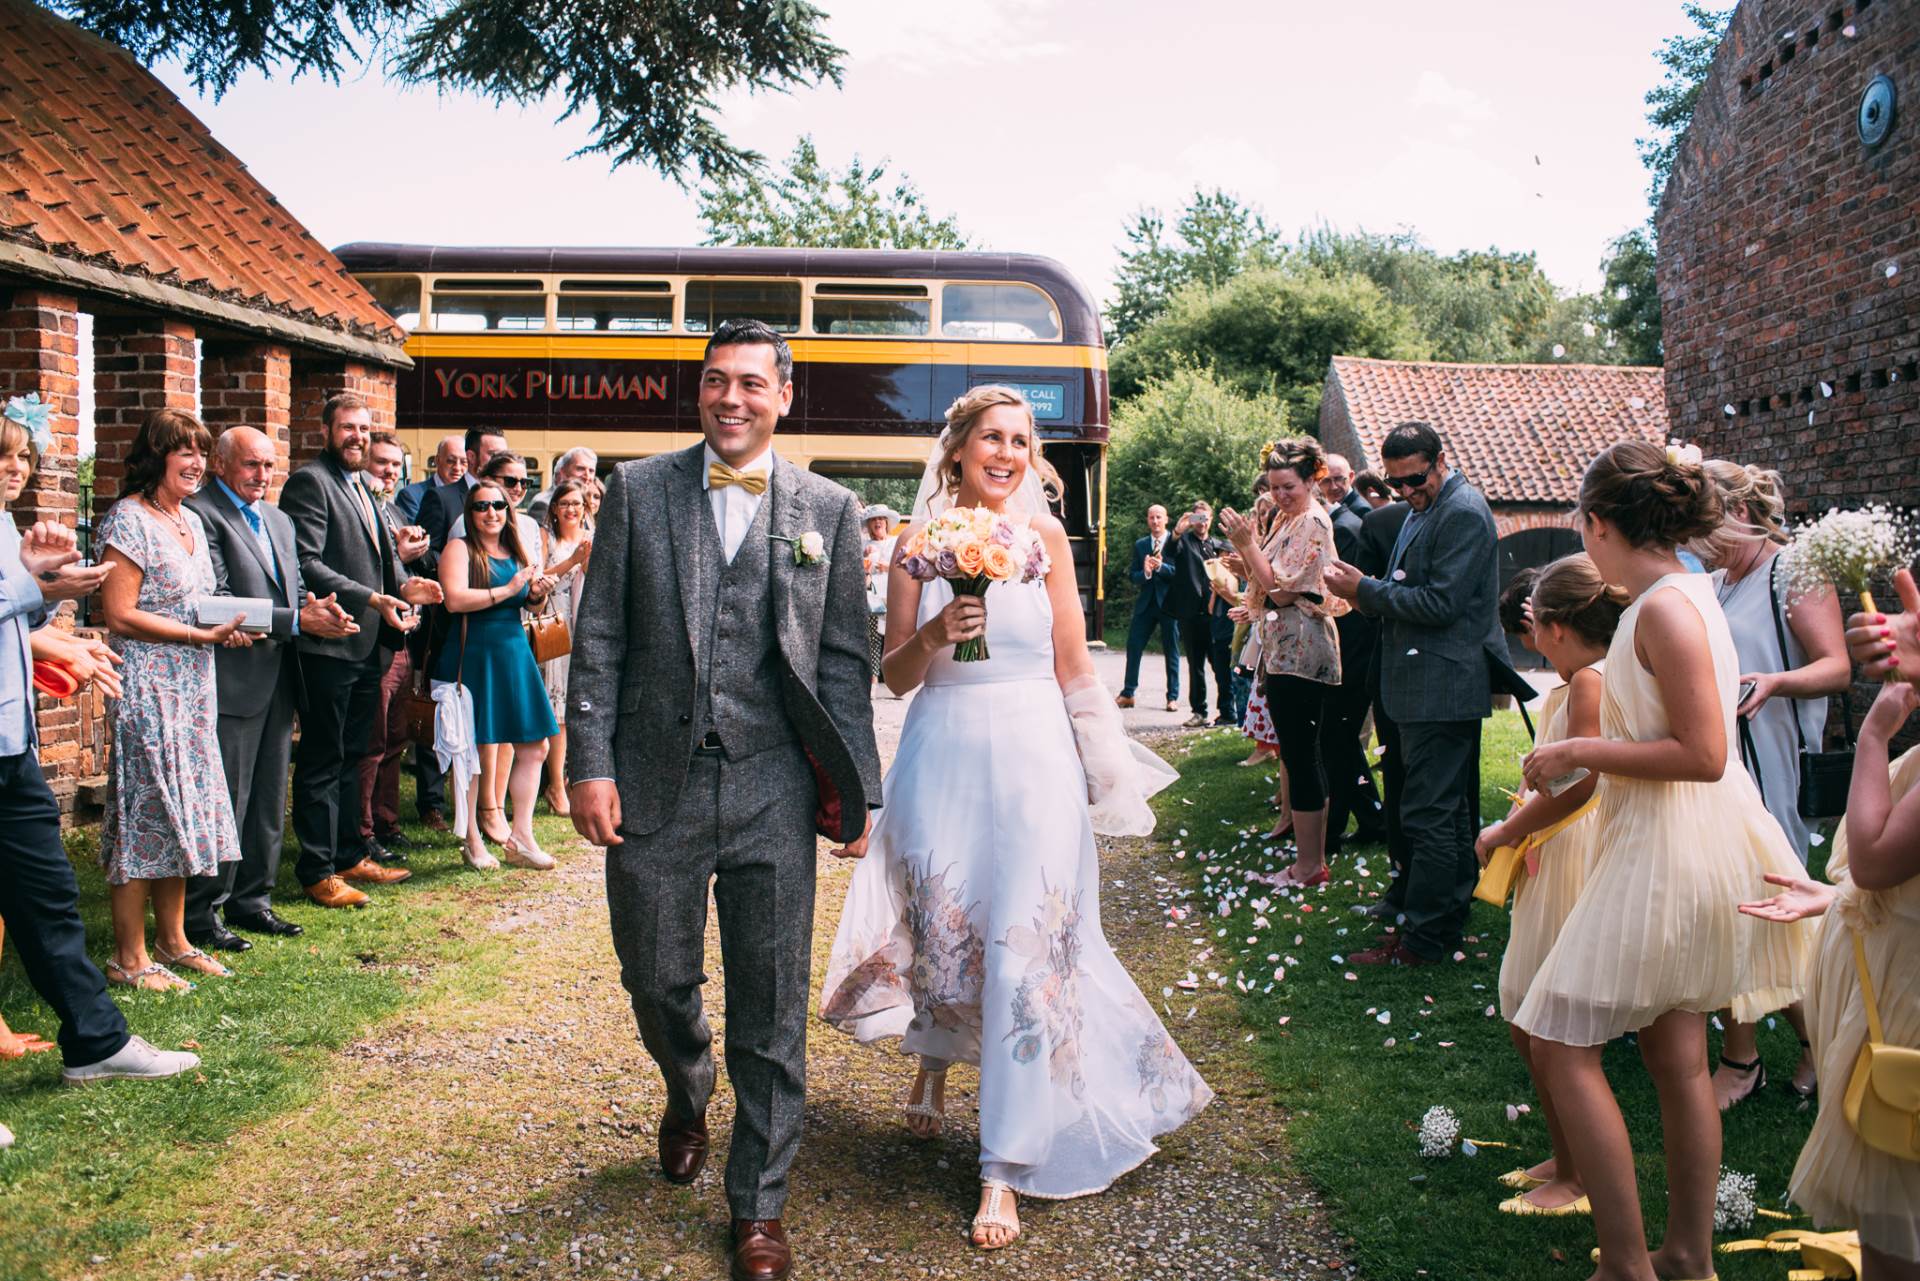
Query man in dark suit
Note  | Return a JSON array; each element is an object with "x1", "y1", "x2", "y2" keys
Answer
[
  {"x1": 1353, "y1": 497, "x2": 1412, "y2": 884},
  {"x1": 1117, "y1": 504, "x2": 1180, "y2": 710},
  {"x1": 279, "y1": 394, "x2": 441, "y2": 908},
  {"x1": 1160, "y1": 500, "x2": 1234, "y2": 726},
  {"x1": 415, "y1": 427, "x2": 508, "y2": 564},
  {"x1": 1321, "y1": 452, "x2": 1372, "y2": 521},
  {"x1": 1325, "y1": 423, "x2": 1502, "y2": 966},
  {"x1": 1319, "y1": 490, "x2": 1386, "y2": 851},
  {"x1": 184, "y1": 427, "x2": 358, "y2": 950},
  {"x1": 395, "y1": 433, "x2": 465, "y2": 522}
]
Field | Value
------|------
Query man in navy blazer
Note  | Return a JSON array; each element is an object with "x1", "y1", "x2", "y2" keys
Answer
[
  {"x1": 1117, "y1": 504, "x2": 1180, "y2": 710},
  {"x1": 1325, "y1": 423, "x2": 1502, "y2": 966}
]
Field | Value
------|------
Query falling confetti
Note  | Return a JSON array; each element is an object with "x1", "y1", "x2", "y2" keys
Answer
[
  {"x1": 1889, "y1": 262, "x2": 1901, "y2": 280},
  {"x1": 1820, "y1": 381, "x2": 1834, "y2": 397},
  {"x1": 1551, "y1": 344, "x2": 1566, "y2": 358},
  {"x1": 1724, "y1": 403, "x2": 1738, "y2": 417}
]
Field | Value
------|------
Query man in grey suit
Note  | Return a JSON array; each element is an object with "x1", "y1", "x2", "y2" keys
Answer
[
  {"x1": 183, "y1": 427, "x2": 358, "y2": 950},
  {"x1": 568, "y1": 320, "x2": 879, "y2": 1281},
  {"x1": 1325, "y1": 422, "x2": 1503, "y2": 966},
  {"x1": 280, "y1": 394, "x2": 441, "y2": 909}
]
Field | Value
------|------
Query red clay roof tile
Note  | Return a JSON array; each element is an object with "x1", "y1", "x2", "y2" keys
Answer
[
  {"x1": 0, "y1": 0, "x2": 404, "y2": 349},
  {"x1": 1326, "y1": 356, "x2": 1669, "y2": 506}
]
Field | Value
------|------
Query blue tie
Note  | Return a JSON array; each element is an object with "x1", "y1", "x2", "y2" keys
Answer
[{"x1": 240, "y1": 503, "x2": 281, "y2": 585}]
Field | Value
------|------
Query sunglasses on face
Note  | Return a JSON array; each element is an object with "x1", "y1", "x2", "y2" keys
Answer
[
  {"x1": 496, "y1": 476, "x2": 527, "y2": 489},
  {"x1": 472, "y1": 500, "x2": 511, "y2": 513},
  {"x1": 1384, "y1": 466, "x2": 1433, "y2": 491}
]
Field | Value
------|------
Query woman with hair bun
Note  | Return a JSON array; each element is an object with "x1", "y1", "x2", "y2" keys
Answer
[
  {"x1": 1512, "y1": 439, "x2": 1814, "y2": 1281},
  {"x1": 1695, "y1": 458, "x2": 1848, "y2": 1109}
]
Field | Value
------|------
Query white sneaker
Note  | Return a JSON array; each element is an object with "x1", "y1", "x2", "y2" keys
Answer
[
  {"x1": 61, "y1": 1035, "x2": 200, "y2": 1085},
  {"x1": 0, "y1": 1121, "x2": 13, "y2": 1149}
]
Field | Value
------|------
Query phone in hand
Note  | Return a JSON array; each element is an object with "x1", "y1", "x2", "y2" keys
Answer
[{"x1": 1737, "y1": 679, "x2": 1757, "y2": 710}]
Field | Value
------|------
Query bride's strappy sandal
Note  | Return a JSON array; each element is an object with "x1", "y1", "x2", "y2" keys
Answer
[
  {"x1": 902, "y1": 1065, "x2": 947, "y2": 1138},
  {"x1": 971, "y1": 1178, "x2": 1021, "y2": 1250}
]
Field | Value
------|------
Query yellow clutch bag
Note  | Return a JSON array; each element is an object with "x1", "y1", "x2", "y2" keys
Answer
[
  {"x1": 1844, "y1": 931, "x2": 1920, "y2": 1162},
  {"x1": 1472, "y1": 795, "x2": 1598, "y2": 909},
  {"x1": 1474, "y1": 842, "x2": 1526, "y2": 906}
]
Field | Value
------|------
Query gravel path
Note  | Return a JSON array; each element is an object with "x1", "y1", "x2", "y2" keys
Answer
[{"x1": 130, "y1": 655, "x2": 1357, "y2": 1281}]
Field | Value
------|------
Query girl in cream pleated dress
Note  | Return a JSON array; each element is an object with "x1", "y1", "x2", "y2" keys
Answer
[
  {"x1": 1742, "y1": 677, "x2": 1920, "y2": 1281},
  {"x1": 1514, "y1": 441, "x2": 1814, "y2": 1281},
  {"x1": 1476, "y1": 554, "x2": 1625, "y2": 1218}
]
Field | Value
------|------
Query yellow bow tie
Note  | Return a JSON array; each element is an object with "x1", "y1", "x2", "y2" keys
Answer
[{"x1": 708, "y1": 461, "x2": 768, "y2": 496}]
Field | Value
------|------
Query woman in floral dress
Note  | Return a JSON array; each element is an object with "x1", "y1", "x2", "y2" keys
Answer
[
  {"x1": 96, "y1": 409, "x2": 248, "y2": 991},
  {"x1": 822, "y1": 387, "x2": 1210, "y2": 1251}
]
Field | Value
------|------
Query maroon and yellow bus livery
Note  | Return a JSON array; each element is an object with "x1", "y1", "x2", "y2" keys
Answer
[{"x1": 334, "y1": 244, "x2": 1112, "y2": 634}]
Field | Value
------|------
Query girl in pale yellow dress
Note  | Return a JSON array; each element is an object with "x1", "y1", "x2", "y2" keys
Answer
[
  {"x1": 1476, "y1": 554, "x2": 1624, "y2": 1217},
  {"x1": 1742, "y1": 676, "x2": 1920, "y2": 1281},
  {"x1": 1514, "y1": 441, "x2": 1814, "y2": 1281}
]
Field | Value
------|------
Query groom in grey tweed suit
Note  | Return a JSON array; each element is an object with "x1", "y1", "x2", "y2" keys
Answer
[{"x1": 567, "y1": 320, "x2": 879, "y2": 1281}]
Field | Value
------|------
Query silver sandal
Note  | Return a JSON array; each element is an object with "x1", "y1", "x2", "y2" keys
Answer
[
  {"x1": 104, "y1": 959, "x2": 193, "y2": 991},
  {"x1": 971, "y1": 1178, "x2": 1020, "y2": 1249},
  {"x1": 154, "y1": 946, "x2": 232, "y2": 979},
  {"x1": 903, "y1": 1065, "x2": 947, "y2": 1137}
]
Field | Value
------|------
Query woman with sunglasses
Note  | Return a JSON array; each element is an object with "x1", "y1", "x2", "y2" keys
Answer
[{"x1": 435, "y1": 480, "x2": 558, "y2": 869}]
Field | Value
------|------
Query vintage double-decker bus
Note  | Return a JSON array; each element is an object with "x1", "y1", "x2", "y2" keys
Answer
[{"x1": 333, "y1": 244, "x2": 1112, "y2": 634}]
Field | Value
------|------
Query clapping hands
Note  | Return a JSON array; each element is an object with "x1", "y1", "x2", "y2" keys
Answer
[
  {"x1": 21, "y1": 521, "x2": 112, "y2": 601},
  {"x1": 394, "y1": 524, "x2": 430, "y2": 563},
  {"x1": 298, "y1": 591, "x2": 358, "y2": 640},
  {"x1": 1217, "y1": 507, "x2": 1257, "y2": 549}
]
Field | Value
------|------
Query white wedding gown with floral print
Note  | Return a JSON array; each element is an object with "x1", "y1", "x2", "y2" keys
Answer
[{"x1": 821, "y1": 577, "x2": 1212, "y2": 1199}]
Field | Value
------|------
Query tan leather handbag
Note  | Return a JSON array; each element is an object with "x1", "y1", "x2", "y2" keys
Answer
[{"x1": 523, "y1": 529, "x2": 573, "y2": 663}]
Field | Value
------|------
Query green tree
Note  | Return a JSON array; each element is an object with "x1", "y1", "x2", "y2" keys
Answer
[
  {"x1": 1108, "y1": 267, "x2": 1428, "y2": 424},
  {"x1": 58, "y1": 0, "x2": 843, "y2": 182},
  {"x1": 1104, "y1": 366, "x2": 1293, "y2": 608},
  {"x1": 1639, "y1": 3, "x2": 1734, "y2": 208},
  {"x1": 698, "y1": 136, "x2": 970, "y2": 249},
  {"x1": 1599, "y1": 226, "x2": 1663, "y2": 365},
  {"x1": 1106, "y1": 189, "x2": 1285, "y2": 345}
]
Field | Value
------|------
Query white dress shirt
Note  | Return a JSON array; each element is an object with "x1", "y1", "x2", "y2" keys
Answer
[{"x1": 703, "y1": 442, "x2": 772, "y2": 564}]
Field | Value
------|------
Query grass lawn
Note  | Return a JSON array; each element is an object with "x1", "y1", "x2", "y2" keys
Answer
[
  {"x1": 1151, "y1": 713, "x2": 1823, "y2": 1281},
  {"x1": 0, "y1": 786, "x2": 580, "y2": 1281}
]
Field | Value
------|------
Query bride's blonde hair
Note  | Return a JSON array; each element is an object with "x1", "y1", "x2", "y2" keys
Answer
[{"x1": 929, "y1": 385, "x2": 1063, "y2": 504}]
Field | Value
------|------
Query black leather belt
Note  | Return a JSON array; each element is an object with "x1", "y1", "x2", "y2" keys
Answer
[{"x1": 692, "y1": 731, "x2": 725, "y2": 756}]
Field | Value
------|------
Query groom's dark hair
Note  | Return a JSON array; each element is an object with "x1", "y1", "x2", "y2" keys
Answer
[{"x1": 704, "y1": 318, "x2": 793, "y2": 386}]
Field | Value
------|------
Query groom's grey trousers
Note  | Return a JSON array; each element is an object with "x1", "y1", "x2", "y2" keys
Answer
[{"x1": 605, "y1": 742, "x2": 818, "y2": 1220}]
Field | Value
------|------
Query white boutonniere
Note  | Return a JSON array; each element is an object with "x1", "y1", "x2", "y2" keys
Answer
[{"x1": 773, "y1": 531, "x2": 828, "y2": 567}]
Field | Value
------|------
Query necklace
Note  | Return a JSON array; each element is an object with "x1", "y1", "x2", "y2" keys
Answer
[{"x1": 145, "y1": 495, "x2": 190, "y2": 541}]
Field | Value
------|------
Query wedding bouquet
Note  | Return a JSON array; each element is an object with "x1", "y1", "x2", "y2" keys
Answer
[
  {"x1": 1779, "y1": 504, "x2": 1917, "y2": 613},
  {"x1": 898, "y1": 505, "x2": 1050, "y2": 661}
]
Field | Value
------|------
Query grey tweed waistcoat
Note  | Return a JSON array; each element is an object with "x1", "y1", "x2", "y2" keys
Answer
[{"x1": 693, "y1": 490, "x2": 795, "y2": 759}]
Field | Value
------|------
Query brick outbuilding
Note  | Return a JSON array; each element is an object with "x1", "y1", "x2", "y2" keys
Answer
[
  {"x1": 1657, "y1": 0, "x2": 1916, "y2": 514},
  {"x1": 0, "y1": 0, "x2": 411, "y2": 806},
  {"x1": 1317, "y1": 355, "x2": 1669, "y2": 588}
]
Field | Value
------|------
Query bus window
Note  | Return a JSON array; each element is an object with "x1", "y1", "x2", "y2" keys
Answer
[
  {"x1": 430, "y1": 279, "x2": 547, "y2": 332},
  {"x1": 941, "y1": 283, "x2": 1060, "y2": 341},
  {"x1": 363, "y1": 275, "x2": 422, "y2": 330},
  {"x1": 812, "y1": 283, "x2": 930, "y2": 336},
  {"x1": 557, "y1": 281, "x2": 673, "y2": 332},
  {"x1": 684, "y1": 280, "x2": 801, "y2": 334}
]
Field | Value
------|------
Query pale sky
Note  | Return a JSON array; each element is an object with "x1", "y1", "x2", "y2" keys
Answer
[{"x1": 149, "y1": 0, "x2": 1698, "y2": 307}]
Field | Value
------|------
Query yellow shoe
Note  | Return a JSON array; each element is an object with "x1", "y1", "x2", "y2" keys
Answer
[
  {"x1": 1589, "y1": 1248, "x2": 1718, "y2": 1281},
  {"x1": 1499, "y1": 1192, "x2": 1591, "y2": 1217},
  {"x1": 1718, "y1": 1230, "x2": 1859, "y2": 1280},
  {"x1": 1498, "y1": 1166, "x2": 1547, "y2": 1191}
]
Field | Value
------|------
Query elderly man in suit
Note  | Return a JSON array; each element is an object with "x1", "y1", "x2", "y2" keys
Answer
[
  {"x1": 183, "y1": 427, "x2": 358, "y2": 949},
  {"x1": 1325, "y1": 422, "x2": 1502, "y2": 966},
  {"x1": 568, "y1": 319, "x2": 879, "y2": 1281},
  {"x1": 280, "y1": 394, "x2": 441, "y2": 909},
  {"x1": 396, "y1": 433, "x2": 465, "y2": 522},
  {"x1": 1116, "y1": 504, "x2": 1181, "y2": 711},
  {"x1": 528, "y1": 445, "x2": 598, "y2": 526},
  {"x1": 1319, "y1": 452, "x2": 1371, "y2": 521}
]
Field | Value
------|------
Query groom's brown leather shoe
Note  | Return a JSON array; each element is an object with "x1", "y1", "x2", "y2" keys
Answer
[
  {"x1": 730, "y1": 1219, "x2": 791, "y2": 1281},
  {"x1": 657, "y1": 1111, "x2": 708, "y2": 1184}
]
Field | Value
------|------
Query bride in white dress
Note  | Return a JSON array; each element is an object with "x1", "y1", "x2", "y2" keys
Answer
[{"x1": 820, "y1": 386, "x2": 1212, "y2": 1249}]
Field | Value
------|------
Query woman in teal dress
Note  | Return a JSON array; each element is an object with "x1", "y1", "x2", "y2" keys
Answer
[{"x1": 435, "y1": 481, "x2": 558, "y2": 870}]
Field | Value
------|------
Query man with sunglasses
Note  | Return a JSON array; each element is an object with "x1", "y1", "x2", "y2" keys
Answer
[{"x1": 1324, "y1": 422, "x2": 1503, "y2": 968}]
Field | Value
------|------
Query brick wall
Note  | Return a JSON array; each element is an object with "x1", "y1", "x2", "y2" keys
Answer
[
  {"x1": 1658, "y1": 0, "x2": 1918, "y2": 516},
  {"x1": 290, "y1": 361, "x2": 398, "y2": 467},
  {"x1": 92, "y1": 318, "x2": 197, "y2": 502},
  {"x1": 0, "y1": 288, "x2": 81, "y2": 530},
  {"x1": 202, "y1": 341, "x2": 293, "y2": 496}
]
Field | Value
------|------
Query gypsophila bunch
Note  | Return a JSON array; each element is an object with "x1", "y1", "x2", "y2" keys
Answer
[
  {"x1": 1714, "y1": 1167, "x2": 1758, "y2": 1233},
  {"x1": 1417, "y1": 1105, "x2": 1461, "y2": 1159},
  {"x1": 1778, "y1": 505, "x2": 1917, "y2": 611}
]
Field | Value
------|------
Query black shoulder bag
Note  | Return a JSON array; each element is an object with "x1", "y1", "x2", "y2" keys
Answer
[{"x1": 1765, "y1": 556, "x2": 1856, "y2": 818}]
